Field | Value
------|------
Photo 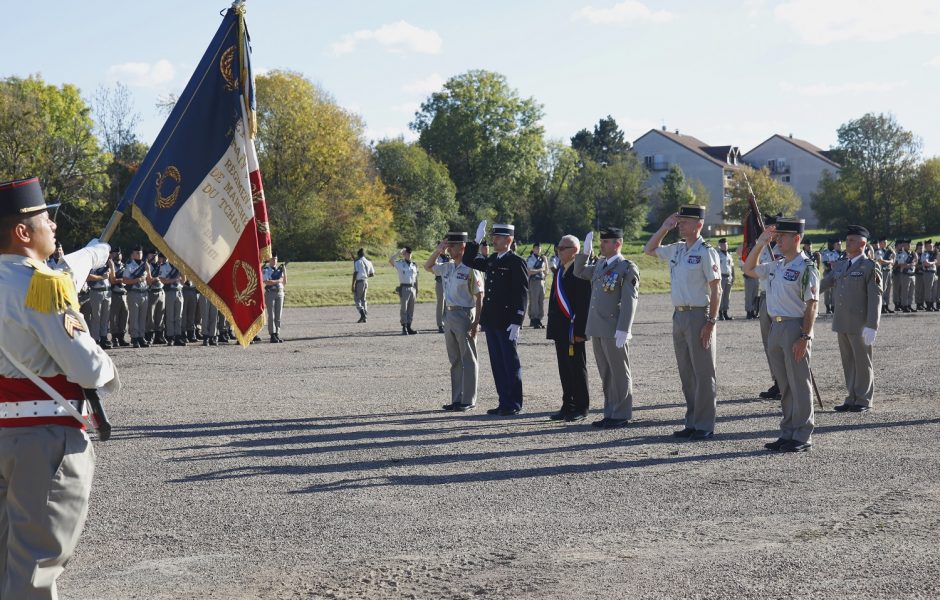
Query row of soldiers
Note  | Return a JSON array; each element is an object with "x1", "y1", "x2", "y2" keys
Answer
[{"x1": 49, "y1": 245, "x2": 288, "y2": 347}]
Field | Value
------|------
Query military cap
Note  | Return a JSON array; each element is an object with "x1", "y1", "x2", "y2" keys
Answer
[
  {"x1": 846, "y1": 225, "x2": 869, "y2": 239},
  {"x1": 491, "y1": 224, "x2": 514, "y2": 236},
  {"x1": 599, "y1": 227, "x2": 624, "y2": 240},
  {"x1": 131, "y1": 245, "x2": 143, "y2": 252},
  {"x1": 678, "y1": 205, "x2": 706, "y2": 219},
  {"x1": 764, "y1": 214, "x2": 778, "y2": 226},
  {"x1": 0, "y1": 177, "x2": 60, "y2": 218},
  {"x1": 403, "y1": 246, "x2": 413, "y2": 253},
  {"x1": 445, "y1": 231, "x2": 468, "y2": 242},
  {"x1": 718, "y1": 237, "x2": 728, "y2": 244},
  {"x1": 926, "y1": 239, "x2": 934, "y2": 244},
  {"x1": 776, "y1": 217, "x2": 805, "y2": 234},
  {"x1": 915, "y1": 240, "x2": 923, "y2": 247}
]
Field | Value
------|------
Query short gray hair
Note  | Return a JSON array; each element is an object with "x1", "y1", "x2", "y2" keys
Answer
[{"x1": 560, "y1": 234, "x2": 579, "y2": 250}]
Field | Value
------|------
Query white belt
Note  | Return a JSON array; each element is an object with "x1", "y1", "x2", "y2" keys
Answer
[{"x1": 0, "y1": 399, "x2": 86, "y2": 419}]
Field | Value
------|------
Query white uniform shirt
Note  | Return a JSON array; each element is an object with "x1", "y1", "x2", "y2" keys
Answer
[
  {"x1": 757, "y1": 244, "x2": 783, "y2": 293},
  {"x1": 654, "y1": 237, "x2": 721, "y2": 306},
  {"x1": 526, "y1": 254, "x2": 547, "y2": 279},
  {"x1": 431, "y1": 261, "x2": 484, "y2": 308},
  {"x1": 261, "y1": 264, "x2": 284, "y2": 292},
  {"x1": 353, "y1": 256, "x2": 374, "y2": 281},
  {"x1": 122, "y1": 260, "x2": 149, "y2": 291},
  {"x1": 394, "y1": 259, "x2": 418, "y2": 285},
  {"x1": 754, "y1": 254, "x2": 819, "y2": 318},
  {"x1": 718, "y1": 250, "x2": 734, "y2": 276}
]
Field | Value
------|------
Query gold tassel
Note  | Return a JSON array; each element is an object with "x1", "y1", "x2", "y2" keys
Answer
[
  {"x1": 24, "y1": 262, "x2": 79, "y2": 314},
  {"x1": 569, "y1": 344, "x2": 574, "y2": 357}
]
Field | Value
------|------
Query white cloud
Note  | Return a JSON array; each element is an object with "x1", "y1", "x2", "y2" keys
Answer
[
  {"x1": 779, "y1": 80, "x2": 907, "y2": 97},
  {"x1": 331, "y1": 21, "x2": 442, "y2": 55},
  {"x1": 401, "y1": 73, "x2": 445, "y2": 94},
  {"x1": 392, "y1": 102, "x2": 421, "y2": 116},
  {"x1": 774, "y1": 0, "x2": 940, "y2": 45},
  {"x1": 107, "y1": 59, "x2": 175, "y2": 88},
  {"x1": 928, "y1": 56, "x2": 940, "y2": 67},
  {"x1": 574, "y1": 1, "x2": 674, "y2": 24}
]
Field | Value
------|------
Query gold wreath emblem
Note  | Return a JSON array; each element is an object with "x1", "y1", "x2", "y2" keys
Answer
[
  {"x1": 257, "y1": 221, "x2": 270, "y2": 235},
  {"x1": 233, "y1": 260, "x2": 258, "y2": 306},
  {"x1": 155, "y1": 166, "x2": 181, "y2": 209},
  {"x1": 220, "y1": 46, "x2": 238, "y2": 91},
  {"x1": 251, "y1": 181, "x2": 264, "y2": 203}
]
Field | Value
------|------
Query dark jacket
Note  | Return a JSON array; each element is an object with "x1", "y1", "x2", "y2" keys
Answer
[
  {"x1": 546, "y1": 261, "x2": 591, "y2": 342},
  {"x1": 462, "y1": 242, "x2": 528, "y2": 328}
]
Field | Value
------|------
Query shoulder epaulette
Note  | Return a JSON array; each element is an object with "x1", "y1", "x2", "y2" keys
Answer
[
  {"x1": 701, "y1": 240, "x2": 713, "y2": 249},
  {"x1": 24, "y1": 258, "x2": 79, "y2": 314}
]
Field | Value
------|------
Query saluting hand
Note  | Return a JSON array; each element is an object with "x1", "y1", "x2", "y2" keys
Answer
[
  {"x1": 474, "y1": 220, "x2": 487, "y2": 244},
  {"x1": 582, "y1": 231, "x2": 593, "y2": 255}
]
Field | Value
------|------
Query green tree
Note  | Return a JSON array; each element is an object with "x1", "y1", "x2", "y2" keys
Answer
[
  {"x1": 411, "y1": 70, "x2": 545, "y2": 233},
  {"x1": 811, "y1": 170, "x2": 861, "y2": 232},
  {"x1": 373, "y1": 139, "x2": 458, "y2": 248},
  {"x1": 725, "y1": 165, "x2": 801, "y2": 221},
  {"x1": 529, "y1": 141, "x2": 588, "y2": 242},
  {"x1": 907, "y1": 157, "x2": 940, "y2": 235},
  {"x1": 570, "y1": 115, "x2": 630, "y2": 166},
  {"x1": 649, "y1": 165, "x2": 696, "y2": 225},
  {"x1": 0, "y1": 75, "x2": 108, "y2": 248},
  {"x1": 255, "y1": 70, "x2": 394, "y2": 259},
  {"x1": 569, "y1": 154, "x2": 649, "y2": 239}
]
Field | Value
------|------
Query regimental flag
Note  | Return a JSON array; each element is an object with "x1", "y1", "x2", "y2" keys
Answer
[
  {"x1": 740, "y1": 193, "x2": 764, "y2": 263},
  {"x1": 117, "y1": 2, "x2": 271, "y2": 347}
]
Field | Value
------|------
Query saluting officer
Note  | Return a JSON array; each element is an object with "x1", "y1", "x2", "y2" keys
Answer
[
  {"x1": 757, "y1": 223, "x2": 785, "y2": 401},
  {"x1": 433, "y1": 245, "x2": 448, "y2": 333},
  {"x1": 0, "y1": 177, "x2": 120, "y2": 598},
  {"x1": 744, "y1": 218, "x2": 819, "y2": 452},
  {"x1": 645, "y1": 205, "x2": 722, "y2": 439},
  {"x1": 820, "y1": 225, "x2": 882, "y2": 412},
  {"x1": 717, "y1": 238, "x2": 734, "y2": 320},
  {"x1": 462, "y1": 221, "x2": 529, "y2": 416},
  {"x1": 390, "y1": 247, "x2": 419, "y2": 335},
  {"x1": 425, "y1": 232, "x2": 485, "y2": 411},
  {"x1": 574, "y1": 228, "x2": 640, "y2": 428},
  {"x1": 261, "y1": 253, "x2": 287, "y2": 343},
  {"x1": 874, "y1": 237, "x2": 895, "y2": 313},
  {"x1": 122, "y1": 245, "x2": 152, "y2": 348}
]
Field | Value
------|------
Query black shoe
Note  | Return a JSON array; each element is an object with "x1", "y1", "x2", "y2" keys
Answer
[
  {"x1": 442, "y1": 403, "x2": 460, "y2": 411},
  {"x1": 725, "y1": 312, "x2": 733, "y2": 320},
  {"x1": 833, "y1": 404, "x2": 852, "y2": 412},
  {"x1": 208, "y1": 337, "x2": 218, "y2": 346},
  {"x1": 592, "y1": 418, "x2": 610, "y2": 428},
  {"x1": 271, "y1": 336, "x2": 278, "y2": 343},
  {"x1": 549, "y1": 411, "x2": 569, "y2": 421},
  {"x1": 203, "y1": 338, "x2": 210, "y2": 347},
  {"x1": 881, "y1": 306, "x2": 888, "y2": 314},
  {"x1": 131, "y1": 338, "x2": 142, "y2": 349},
  {"x1": 454, "y1": 404, "x2": 475, "y2": 412},
  {"x1": 173, "y1": 336, "x2": 186, "y2": 347},
  {"x1": 438, "y1": 326, "x2": 444, "y2": 333},
  {"x1": 603, "y1": 418, "x2": 630, "y2": 429},
  {"x1": 759, "y1": 383, "x2": 781, "y2": 399},
  {"x1": 117, "y1": 337, "x2": 131, "y2": 347},
  {"x1": 139, "y1": 339, "x2": 151, "y2": 348},
  {"x1": 565, "y1": 413, "x2": 587, "y2": 422},
  {"x1": 497, "y1": 408, "x2": 520, "y2": 416},
  {"x1": 406, "y1": 327, "x2": 418, "y2": 335},
  {"x1": 886, "y1": 307, "x2": 895, "y2": 313},
  {"x1": 154, "y1": 333, "x2": 167, "y2": 345},
  {"x1": 99, "y1": 338, "x2": 113, "y2": 349},
  {"x1": 145, "y1": 332, "x2": 154, "y2": 343},
  {"x1": 765, "y1": 438, "x2": 788, "y2": 451},
  {"x1": 847, "y1": 405, "x2": 871, "y2": 412},
  {"x1": 673, "y1": 427, "x2": 695, "y2": 438},
  {"x1": 486, "y1": 407, "x2": 502, "y2": 415},
  {"x1": 402, "y1": 326, "x2": 408, "y2": 335},
  {"x1": 218, "y1": 333, "x2": 230, "y2": 343},
  {"x1": 691, "y1": 430, "x2": 714, "y2": 440},
  {"x1": 781, "y1": 440, "x2": 812, "y2": 453},
  {"x1": 357, "y1": 316, "x2": 366, "y2": 323},
  {"x1": 275, "y1": 334, "x2": 284, "y2": 343}
]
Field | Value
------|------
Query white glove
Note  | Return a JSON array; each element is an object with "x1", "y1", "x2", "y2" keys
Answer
[
  {"x1": 862, "y1": 327, "x2": 877, "y2": 346},
  {"x1": 615, "y1": 330, "x2": 631, "y2": 348},
  {"x1": 582, "y1": 231, "x2": 593, "y2": 255},
  {"x1": 61, "y1": 239, "x2": 111, "y2": 290},
  {"x1": 475, "y1": 220, "x2": 488, "y2": 244},
  {"x1": 507, "y1": 323, "x2": 520, "y2": 342}
]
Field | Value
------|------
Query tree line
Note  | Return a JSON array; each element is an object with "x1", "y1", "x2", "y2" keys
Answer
[{"x1": 2, "y1": 71, "x2": 937, "y2": 261}]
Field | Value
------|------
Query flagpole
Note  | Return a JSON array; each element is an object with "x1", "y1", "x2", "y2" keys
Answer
[{"x1": 99, "y1": 209, "x2": 125, "y2": 243}]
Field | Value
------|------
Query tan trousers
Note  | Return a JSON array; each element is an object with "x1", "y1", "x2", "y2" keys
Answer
[
  {"x1": 528, "y1": 278, "x2": 545, "y2": 321},
  {"x1": 924, "y1": 271, "x2": 937, "y2": 303},
  {"x1": 399, "y1": 285, "x2": 416, "y2": 326},
  {"x1": 443, "y1": 307, "x2": 478, "y2": 406},
  {"x1": 880, "y1": 270, "x2": 892, "y2": 306},
  {"x1": 759, "y1": 293, "x2": 773, "y2": 378},
  {"x1": 591, "y1": 336, "x2": 633, "y2": 420},
  {"x1": 435, "y1": 279, "x2": 445, "y2": 329},
  {"x1": 838, "y1": 333, "x2": 874, "y2": 407},
  {"x1": 0, "y1": 426, "x2": 95, "y2": 600},
  {"x1": 766, "y1": 319, "x2": 815, "y2": 443},
  {"x1": 672, "y1": 308, "x2": 718, "y2": 432}
]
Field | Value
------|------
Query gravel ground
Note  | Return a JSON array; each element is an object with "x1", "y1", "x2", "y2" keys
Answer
[{"x1": 61, "y1": 292, "x2": 940, "y2": 599}]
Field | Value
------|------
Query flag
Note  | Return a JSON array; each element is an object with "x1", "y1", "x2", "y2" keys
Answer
[
  {"x1": 740, "y1": 194, "x2": 764, "y2": 263},
  {"x1": 117, "y1": 2, "x2": 271, "y2": 347}
]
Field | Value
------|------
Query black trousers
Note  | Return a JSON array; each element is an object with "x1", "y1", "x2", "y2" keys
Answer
[{"x1": 554, "y1": 339, "x2": 590, "y2": 415}]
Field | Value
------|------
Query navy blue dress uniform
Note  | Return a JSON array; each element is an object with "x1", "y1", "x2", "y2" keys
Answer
[
  {"x1": 547, "y1": 239, "x2": 592, "y2": 421},
  {"x1": 462, "y1": 223, "x2": 529, "y2": 415}
]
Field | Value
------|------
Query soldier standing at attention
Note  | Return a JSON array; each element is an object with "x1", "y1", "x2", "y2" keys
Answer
[
  {"x1": 200, "y1": 294, "x2": 219, "y2": 346},
  {"x1": 390, "y1": 247, "x2": 419, "y2": 335},
  {"x1": 526, "y1": 242, "x2": 548, "y2": 329},
  {"x1": 898, "y1": 239, "x2": 917, "y2": 312},
  {"x1": 0, "y1": 177, "x2": 120, "y2": 598},
  {"x1": 123, "y1": 245, "x2": 152, "y2": 348},
  {"x1": 574, "y1": 228, "x2": 639, "y2": 428},
  {"x1": 462, "y1": 221, "x2": 529, "y2": 416},
  {"x1": 717, "y1": 238, "x2": 734, "y2": 320},
  {"x1": 549, "y1": 234, "x2": 594, "y2": 422},
  {"x1": 108, "y1": 248, "x2": 130, "y2": 347},
  {"x1": 922, "y1": 240, "x2": 938, "y2": 311},
  {"x1": 261, "y1": 253, "x2": 286, "y2": 343},
  {"x1": 645, "y1": 205, "x2": 722, "y2": 440},
  {"x1": 914, "y1": 241, "x2": 926, "y2": 310},
  {"x1": 352, "y1": 248, "x2": 374, "y2": 323},
  {"x1": 146, "y1": 252, "x2": 167, "y2": 345},
  {"x1": 182, "y1": 275, "x2": 200, "y2": 342},
  {"x1": 433, "y1": 244, "x2": 448, "y2": 333},
  {"x1": 159, "y1": 259, "x2": 186, "y2": 346},
  {"x1": 86, "y1": 252, "x2": 114, "y2": 348},
  {"x1": 744, "y1": 218, "x2": 819, "y2": 453},
  {"x1": 874, "y1": 237, "x2": 895, "y2": 314},
  {"x1": 820, "y1": 225, "x2": 882, "y2": 412},
  {"x1": 425, "y1": 232, "x2": 484, "y2": 411},
  {"x1": 821, "y1": 239, "x2": 843, "y2": 314}
]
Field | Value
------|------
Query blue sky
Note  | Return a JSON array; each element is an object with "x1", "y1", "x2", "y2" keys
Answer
[{"x1": 4, "y1": 0, "x2": 939, "y2": 156}]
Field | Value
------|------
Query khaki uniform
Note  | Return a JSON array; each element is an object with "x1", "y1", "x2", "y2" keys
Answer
[
  {"x1": 526, "y1": 253, "x2": 547, "y2": 323},
  {"x1": 353, "y1": 256, "x2": 374, "y2": 318},
  {"x1": 122, "y1": 260, "x2": 149, "y2": 341},
  {"x1": 820, "y1": 255, "x2": 882, "y2": 408},
  {"x1": 431, "y1": 260, "x2": 484, "y2": 406},
  {"x1": 754, "y1": 255, "x2": 819, "y2": 443},
  {"x1": 573, "y1": 253, "x2": 639, "y2": 420},
  {"x1": 654, "y1": 237, "x2": 721, "y2": 432},
  {"x1": 718, "y1": 250, "x2": 734, "y2": 314},
  {"x1": 393, "y1": 259, "x2": 418, "y2": 328}
]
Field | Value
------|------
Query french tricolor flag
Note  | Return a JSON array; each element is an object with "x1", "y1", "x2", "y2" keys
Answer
[{"x1": 116, "y1": 2, "x2": 271, "y2": 346}]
